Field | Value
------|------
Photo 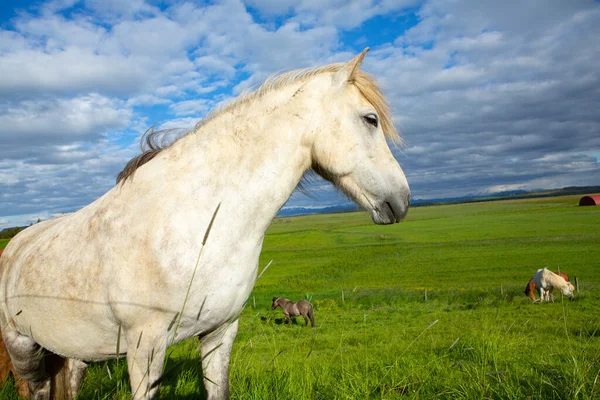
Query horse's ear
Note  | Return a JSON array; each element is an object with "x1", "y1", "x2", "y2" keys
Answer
[{"x1": 333, "y1": 47, "x2": 369, "y2": 86}]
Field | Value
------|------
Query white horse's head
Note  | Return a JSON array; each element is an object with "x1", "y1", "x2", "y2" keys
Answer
[
  {"x1": 562, "y1": 282, "x2": 576, "y2": 298},
  {"x1": 304, "y1": 49, "x2": 410, "y2": 224}
]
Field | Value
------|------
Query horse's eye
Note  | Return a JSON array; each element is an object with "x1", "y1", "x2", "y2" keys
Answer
[{"x1": 363, "y1": 113, "x2": 379, "y2": 128}]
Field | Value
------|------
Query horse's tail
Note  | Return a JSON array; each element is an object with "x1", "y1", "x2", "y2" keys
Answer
[
  {"x1": 308, "y1": 305, "x2": 315, "y2": 327},
  {"x1": 524, "y1": 278, "x2": 536, "y2": 302},
  {"x1": 0, "y1": 328, "x2": 29, "y2": 398}
]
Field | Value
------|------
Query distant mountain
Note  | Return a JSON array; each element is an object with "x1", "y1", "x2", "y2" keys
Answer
[
  {"x1": 278, "y1": 203, "x2": 359, "y2": 217},
  {"x1": 276, "y1": 186, "x2": 600, "y2": 217},
  {"x1": 412, "y1": 186, "x2": 600, "y2": 206}
]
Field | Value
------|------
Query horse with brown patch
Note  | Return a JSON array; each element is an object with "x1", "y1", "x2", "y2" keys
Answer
[
  {"x1": 271, "y1": 297, "x2": 315, "y2": 327},
  {"x1": 525, "y1": 271, "x2": 569, "y2": 302}
]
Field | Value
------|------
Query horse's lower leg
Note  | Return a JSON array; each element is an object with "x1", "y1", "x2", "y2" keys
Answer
[
  {"x1": 308, "y1": 309, "x2": 315, "y2": 327},
  {"x1": 45, "y1": 354, "x2": 87, "y2": 400},
  {"x1": 302, "y1": 315, "x2": 308, "y2": 326},
  {"x1": 200, "y1": 319, "x2": 239, "y2": 400},
  {"x1": 2, "y1": 329, "x2": 50, "y2": 400},
  {"x1": 125, "y1": 329, "x2": 167, "y2": 400}
]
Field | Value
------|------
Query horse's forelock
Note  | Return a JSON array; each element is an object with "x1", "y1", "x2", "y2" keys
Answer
[{"x1": 352, "y1": 70, "x2": 401, "y2": 145}]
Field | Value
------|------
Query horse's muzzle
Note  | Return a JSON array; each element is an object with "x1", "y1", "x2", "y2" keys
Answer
[{"x1": 372, "y1": 193, "x2": 410, "y2": 225}]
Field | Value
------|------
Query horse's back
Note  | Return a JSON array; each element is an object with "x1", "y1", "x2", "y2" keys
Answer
[
  {"x1": 533, "y1": 268, "x2": 569, "y2": 291},
  {"x1": 296, "y1": 300, "x2": 313, "y2": 313},
  {"x1": 0, "y1": 215, "x2": 70, "y2": 297},
  {"x1": 1, "y1": 214, "x2": 69, "y2": 260}
]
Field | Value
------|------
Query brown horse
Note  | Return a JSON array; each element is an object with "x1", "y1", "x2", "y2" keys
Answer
[
  {"x1": 525, "y1": 271, "x2": 569, "y2": 302},
  {"x1": 0, "y1": 338, "x2": 82, "y2": 400},
  {"x1": 0, "y1": 332, "x2": 28, "y2": 398},
  {"x1": 271, "y1": 297, "x2": 315, "y2": 327},
  {"x1": 0, "y1": 247, "x2": 28, "y2": 398}
]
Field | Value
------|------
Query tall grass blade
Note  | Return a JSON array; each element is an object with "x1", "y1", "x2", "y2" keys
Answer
[
  {"x1": 256, "y1": 260, "x2": 273, "y2": 282},
  {"x1": 172, "y1": 202, "x2": 221, "y2": 344}
]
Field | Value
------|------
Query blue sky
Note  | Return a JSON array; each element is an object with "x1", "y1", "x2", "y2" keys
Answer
[{"x1": 1, "y1": 0, "x2": 599, "y2": 229}]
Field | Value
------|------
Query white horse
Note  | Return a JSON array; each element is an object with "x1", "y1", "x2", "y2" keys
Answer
[
  {"x1": 533, "y1": 268, "x2": 575, "y2": 302},
  {"x1": 0, "y1": 49, "x2": 410, "y2": 399}
]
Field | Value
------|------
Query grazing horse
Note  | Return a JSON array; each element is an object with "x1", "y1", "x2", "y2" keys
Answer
[
  {"x1": 271, "y1": 297, "x2": 315, "y2": 327},
  {"x1": 532, "y1": 268, "x2": 575, "y2": 302},
  {"x1": 525, "y1": 271, "x2": 569, "y2": 302},
  {"x1": 0, "y1": 49, "x2": 410, "y2": 400}
]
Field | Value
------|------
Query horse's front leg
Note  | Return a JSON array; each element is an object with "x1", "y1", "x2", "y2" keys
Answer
[
  {"x1": 538, "y1": 288, "x2": 545, "y2": 303},
  {"x1": 125, "y1": 328, "x2": 167, "y2": 400},
  {"x1": 200, "y1": 319, "x2": 239, "y2": 400}
]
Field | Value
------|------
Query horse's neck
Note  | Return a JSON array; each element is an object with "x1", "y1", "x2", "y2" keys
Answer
[
  {"x1": 129, "y1": 82, "x2": 313, "y2": 236},
  {"x1": 545, "y1": 271, "x2": 565, "y2": 287}
]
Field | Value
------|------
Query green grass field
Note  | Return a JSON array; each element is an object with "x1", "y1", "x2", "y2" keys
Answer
[{"x1": 1, "y1": 195, "x2": 599, "y2": 399}]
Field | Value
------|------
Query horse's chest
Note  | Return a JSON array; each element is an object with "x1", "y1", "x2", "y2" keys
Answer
[{"x1": 173, "y1": 252, "x2": 260, "y2": 337}]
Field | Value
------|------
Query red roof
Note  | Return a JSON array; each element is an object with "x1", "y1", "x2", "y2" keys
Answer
[{"x1": 579, "y1": 195, "x2": 600, "y2": 206}]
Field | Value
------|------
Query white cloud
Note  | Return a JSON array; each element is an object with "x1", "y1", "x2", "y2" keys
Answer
[
  {"x1": 247, "y1": 0, "x2": 419, "y2": 29},
  {"x1": 194, "y1": 55, "x2": 237, "y2": 78},
  {"x1": 126, "y1": 94, "x2": 172, "y2": 107},
  {"x1": 0, "y1": 48, "x2": 149, "y2": 97},
  {"x1": 0, "y1": 94, "x2": 131, "y2": 147},
  {"x1": 169, "y1": 99, "x2": 211, "y2": 116},
  {"x1": 158, "y1": 117, "x2": 198, "y2": 131}
]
